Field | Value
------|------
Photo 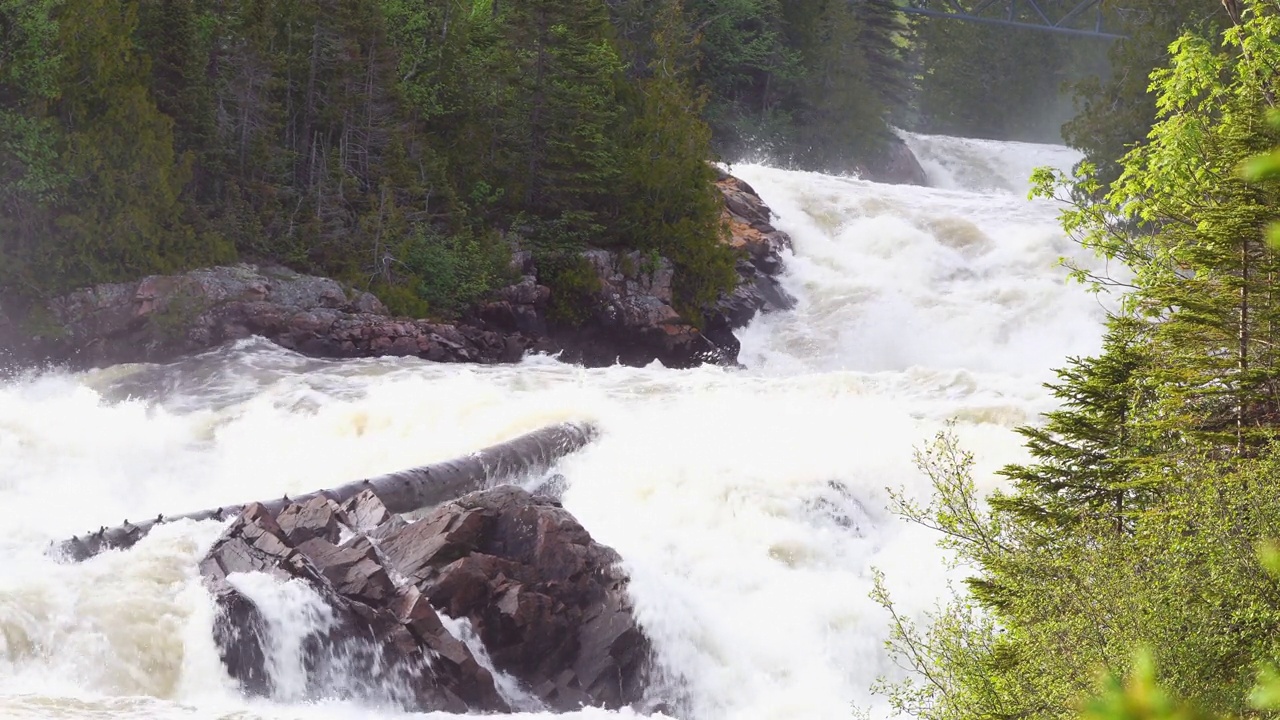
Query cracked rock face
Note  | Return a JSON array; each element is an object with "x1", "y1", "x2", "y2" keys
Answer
[
  {"x1": 201, "y1": 487, "x2": 650, "y2": 714},
  {"x1": 548, "y1": 175, "x2": 795, "y2": 368}
]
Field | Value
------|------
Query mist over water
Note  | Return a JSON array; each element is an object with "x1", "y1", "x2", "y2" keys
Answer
[{"x1": 0, "y1": 135, "x2": 1105, "y2": 720}]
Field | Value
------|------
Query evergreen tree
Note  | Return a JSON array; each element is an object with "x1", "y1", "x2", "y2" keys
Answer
[
  {"x1": 0, "y1": 0, "x2": 65, "y2": 297},
  {"x1": 615, "y1": 0, "x2": 736, "y2": 318},
  {"x1": 501, "y1": 0, "x2": 623, "y2": 233},
  {"x1": 1062, "y1": 0, "x2": 1233, "y2": 185},
  {"x1": 49, "y1": 0, "x2": 231, "y2": 289},
  {"x1": 1045, "y1": 10, "x2": 1280, "y2": 452},
  {"x1": 995, "y1": 316, "x2": 1158, "y2": 535}
]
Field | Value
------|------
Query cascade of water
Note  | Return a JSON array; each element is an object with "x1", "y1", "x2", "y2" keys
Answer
[{"x1": 0, "y1": 134, "x2": 1107, "y2": 720}]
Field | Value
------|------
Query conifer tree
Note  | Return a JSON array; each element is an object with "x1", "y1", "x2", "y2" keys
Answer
[
  {"x1": 995, "y1": 316, "x2": 1159, "y2": 534},
  {"x1": 49, "y1": 0, "x2": 231, "y2": 289},
  {"x1": 615, "y1": 0, "x2": 736, "y2": 317},
  {"x1": 501, "y1": 0, "x2": 622, "y2": 238},
  {"x1": 1051, "y1": 12, "x2": 1280, "y2": 453},
  {"x1": 0, "y1": 0, "x2": 65, "y2": 296}
]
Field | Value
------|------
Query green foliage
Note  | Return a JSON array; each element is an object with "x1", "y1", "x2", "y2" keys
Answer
[
  {"x1": 1034, "y1": 5, "x2": 1280, "y2": 452},
  {"x1": 539, "y1": 252, "x2": 603, "y2": 326},
  {"x1": 685, "y1": 0, "x2": 914, "y2": 170},
  {"x1": 1062, "y1": 0, "x2": 1234, "y2": 186},
  {"x1": 390, "y1": 226, "x2": 513, "y2": 319},
  {"x1": 877, "y1": 433, "x2": 1280, "y2": 720},
  {"x1": 614, "y1": 0, "x2": 737, "y2": 319},
  {"x1": 877, "y1": 8, "x2": 1280, "y2": 720},
  {"x1": 1082, "y1": 653, "x2": 1217, "y2": 720},
  {"x1": 994, "y1": 316, "x2": 1160, "y2": 534},
  {"x1": 1240, "y1": 109, "x2": 1280, "y2": 248},
  {"x1": 0, "y1": 0, "x2": 740, "y2": 328}
]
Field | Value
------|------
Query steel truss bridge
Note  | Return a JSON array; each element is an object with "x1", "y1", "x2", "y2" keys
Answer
[{"x1": 898, "y1": 0, "x2": 1126, "y2": 39}]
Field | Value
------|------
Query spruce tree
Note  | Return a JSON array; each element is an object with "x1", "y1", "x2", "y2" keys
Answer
[
  {"x1": 995, "y1": 316, "x2": 1159, "y2": 534},
  {"x1": 615, "y1": 0, "x2": 736, "y2": 317},
  {"x1": 0, "y1": 0, "x2": 65, "y2": 297},
  {"x1": 500, "y1": 0, "x2": 623, "y2": 241},
  {"x1": 49, "y1": 0, "x2": 231, "y2": 289}
]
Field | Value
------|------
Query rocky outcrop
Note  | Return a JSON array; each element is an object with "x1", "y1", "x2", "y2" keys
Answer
[
  {"x1": 8, "y1": 265, "x2": 530, "y2": 369},
  {"x1": 202, "y1": 487, "x2": 649, "y2": 713},
  {"x1": 544, "y1": 171, "x2": 795, "y2": 368},
  {"x1": 707, "y1": 171, "x2": 797, "y2": 358},
  {"x1": 547, "y1": 249, "x2": 723, "y2": 368},
  {"x1": 2, "y1": 173, "x2": 793, "y2": 371},
  {"x1": 856, "y1": 136, "x2": 928, "y2": 186}
]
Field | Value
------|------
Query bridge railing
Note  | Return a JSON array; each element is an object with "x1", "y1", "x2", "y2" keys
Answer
[{"x1": 897, "y1": 0, "x2": 1127, "y2": 39}]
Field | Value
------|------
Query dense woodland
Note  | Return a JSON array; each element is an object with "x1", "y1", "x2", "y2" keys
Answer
[
  {"x1": 0, "y1": 0, "x2": 1229, "y2": 322},
  {"x1": 872, "y1": 3, "x2": 1280, "y2": 720},
  {"x1": 0, "y1": 0, "x2": 915, "y2": 321}
]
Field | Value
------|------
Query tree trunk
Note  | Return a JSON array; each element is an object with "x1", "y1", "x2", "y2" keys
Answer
[{"x1": 55, "y1": 422, "x2": 598, "y2": 562}]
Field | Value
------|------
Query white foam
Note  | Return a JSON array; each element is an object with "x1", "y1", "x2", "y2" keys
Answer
[{"x1": 0, "y1": 133, "x2": 1113, "y2": 719}]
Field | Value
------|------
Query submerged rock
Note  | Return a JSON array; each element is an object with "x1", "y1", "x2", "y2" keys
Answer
[
  {"x1": 856, "y1": 137, "x2": 929, "y2": 186},
  {"x1": 199, "y1": 487, "x2": 650, "y2": 713}
]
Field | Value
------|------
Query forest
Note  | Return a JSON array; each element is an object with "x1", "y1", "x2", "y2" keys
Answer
[
  {"x1": 0, "y1": 0, "x2": 1222, "y2": 323},
  {"x1": 0, "y1": 0, "x2": 919, "y2": 321}
]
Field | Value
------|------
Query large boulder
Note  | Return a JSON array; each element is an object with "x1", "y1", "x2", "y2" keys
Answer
[
  {"x1": 547, "y1": 249, "x2": 722, "y2": 369},
  {"x1": 856, "y1": 136, "x2": 929, "y2": 186},
  {"x1": 705, "y1": 173, "x2": 797, "y2": 357},
  {"x1": 200, "y1": 498, "x2": 511, "y2": 713},
  {"x1": 379, "y1": 486, "x2": 650, "y2": 710},
  {"x1": 16, "y1": 265, "x2": 532, "y2": 370},
  {"x1": 199, "y1": 487, "x2": 650, "y2": 713}
]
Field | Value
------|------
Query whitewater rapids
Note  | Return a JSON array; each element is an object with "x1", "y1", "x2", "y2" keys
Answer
[{"x1": 0, "y1": 135, "x2": 1106, "y2": 720}]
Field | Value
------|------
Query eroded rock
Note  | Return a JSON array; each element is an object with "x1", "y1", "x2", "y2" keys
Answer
[
  {"x1": 200, "y1": 486, "x2": 650, "y2": 713},
  {"x1": 384, "y1": 486, "x2": 650, "y2": 711}
]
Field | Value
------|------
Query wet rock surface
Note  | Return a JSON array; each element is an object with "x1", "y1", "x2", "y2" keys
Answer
[
  {"x1": 856, "y1": 136, "x2": 929, "y2": 186},
  {"x1": 200, "y1": 487, "x2": 650, "y2": 713},
  {"x1": 9, "y1": 265, "x2": 529, "y2": 369},
  {"x1": 548, "y1": 172, "x2": 795, "y2": 368}
]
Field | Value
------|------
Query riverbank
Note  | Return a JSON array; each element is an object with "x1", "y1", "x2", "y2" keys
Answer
[{"x1": 0, "y1": 174, "x2": 794, "y2": 372}]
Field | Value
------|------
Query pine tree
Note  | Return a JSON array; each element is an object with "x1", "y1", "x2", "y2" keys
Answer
[
  {"x1": 615, "y1": 0, "x2": 736, "y2": 317},
  {"x1": 500, "y1": 0, "x2": 623, "y2": 240},
  {"x1": 995, "y1": 316, "x2": 1159, "y2": 534}
]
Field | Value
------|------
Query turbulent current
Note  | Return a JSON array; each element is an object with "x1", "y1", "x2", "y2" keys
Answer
[{"x1": 0, "y1": 134, "x2": 1106, "y2": 720}]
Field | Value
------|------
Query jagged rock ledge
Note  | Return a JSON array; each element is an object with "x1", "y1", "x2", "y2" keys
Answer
[
  {"x1": 0, "y1": 175, "x2": 794, "y2": 371},
  {"x1": 202, "y1": 485, "x2": 651, "y2": 713}
]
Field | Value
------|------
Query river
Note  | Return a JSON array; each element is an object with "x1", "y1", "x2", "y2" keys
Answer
[{"x1": 0, "y1": 134, "x2": 1106, "y2": 720}]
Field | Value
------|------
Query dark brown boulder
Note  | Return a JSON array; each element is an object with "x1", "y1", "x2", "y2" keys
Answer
[
  {"x1": 857, "y1": 137, "x2": 929, "y2": 186},
  {"x1": 199, "y1": 501, "x2": 510, "y2": 713},
  {"x1": 379, "y1": 486, "x2": 650, "y2": 711},
  {"x1": 199, "y1": 486, "x2": 650, "y2": 714}
]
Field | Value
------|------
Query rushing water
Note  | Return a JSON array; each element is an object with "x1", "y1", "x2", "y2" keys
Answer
[{"x1": 0, "y1": 134, "x2": 1105, "y2": 720}]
